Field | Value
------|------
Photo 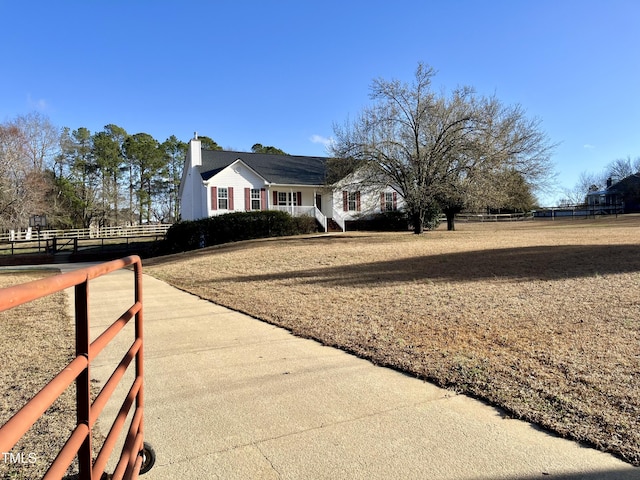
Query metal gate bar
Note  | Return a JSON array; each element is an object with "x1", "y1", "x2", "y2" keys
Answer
[{"x1": 0, "y1": 255, "x2": 148, "y2": 480}]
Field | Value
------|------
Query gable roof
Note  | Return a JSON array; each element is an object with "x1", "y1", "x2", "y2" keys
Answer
[
  {"x1": 198, "y1": 150, "x2": 327, "y2": 186},
  {"x1": 607, "y1": 173, "x2": 640, "y2": 194}
]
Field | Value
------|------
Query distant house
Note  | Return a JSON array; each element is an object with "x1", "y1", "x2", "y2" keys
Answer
[
  {"x1": 586, "y1": 174, "x2": 640, "y2": 214},
  {"x1": 178, "y1": 135, "x2": 403, "y2": 231}
]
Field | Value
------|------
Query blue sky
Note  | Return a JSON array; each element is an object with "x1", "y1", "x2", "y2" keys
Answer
[{"x1": 1, "y1": 1, "x2": 638, "y2": 205}]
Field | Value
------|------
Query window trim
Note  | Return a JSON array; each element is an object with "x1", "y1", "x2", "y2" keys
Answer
[
  {"x1": 218, "y1": 187, "x2": 228, "y2": 210},
  {"x1": 348, "y1": 192, "x2": 357, "y2": 211},
  {"x1": 251, "y1": 188, "x2": 261, "y2": 210},
  {"x1": 384, "y1": 192, "x2": 394, "y2": 211},
  {"x1": 343, "y1": 190, "x2": 361, "y2": 212},
  {"x1": 277, "y1": 191, "x2": 299, "y2": 206}
]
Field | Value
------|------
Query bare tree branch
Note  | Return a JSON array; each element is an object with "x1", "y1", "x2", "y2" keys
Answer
[{"x1": 330, "y1": 63, "x2": 556, "y2": 233}]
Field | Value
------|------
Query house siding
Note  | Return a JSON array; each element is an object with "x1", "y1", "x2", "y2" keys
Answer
[
  {"x1": 270, "y1": 188, "x2": 319, "y2": 208},
  {"x1": 179, "y1": 139, "x2": 208, "y2": 221},
  {"x1": 333, "y1": 185, "x2": 403, "y2": 220},
  {"x1": 206, "y1": 162, "x2": 267, "y2": 215},
  {"x1": 179, "y1": 139, "x2": 407, "y2": 228}
]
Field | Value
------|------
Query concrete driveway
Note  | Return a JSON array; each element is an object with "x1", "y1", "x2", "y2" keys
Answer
[{"x1": 58, "y1": 264, "x2": 637, "y2": 480}]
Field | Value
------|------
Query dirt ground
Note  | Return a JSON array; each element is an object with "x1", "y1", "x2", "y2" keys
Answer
[
  {"x1": 0, "y1": 270, "x2": 107, "y2": 480},
  {"x1": 0, "y1": 270, "x2": 76, "y2": 479},
  {"x1": 145, "y1": 215, "x2": 640, "y2": 466}
]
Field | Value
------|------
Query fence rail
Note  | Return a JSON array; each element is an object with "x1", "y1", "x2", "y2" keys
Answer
[
  {"x1": 0, "y1": 225, "x2": 171, "y2": 258},
  {"x1": 2, "y1": 224, "x2": 172, "y2": 243},
  {"x1": 0, "y1": 256, "x2": 153, "y2": 479},
  {"x1": 532, "y1": 205, "x2": 623, "y2": 218},
  {"x1": 454, "y1": 212, "x2": 534, "y2": 222}
]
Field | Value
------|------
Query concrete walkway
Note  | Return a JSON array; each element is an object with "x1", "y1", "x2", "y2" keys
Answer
[{"x1": 58, "y1": 264, "x2": 638, "y2": 480}]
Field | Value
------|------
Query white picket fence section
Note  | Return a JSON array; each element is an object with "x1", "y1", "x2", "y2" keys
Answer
[
  {"x1": 1, "y1": 224, "x2": 172, "y2": 243},
  {"x1": 455, "y1": 213, "x2": 533, "y2": 222}
]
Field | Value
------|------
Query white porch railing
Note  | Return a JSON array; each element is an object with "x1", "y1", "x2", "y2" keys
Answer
[
  {"x1": 313, "y1": 207, "x2": 327, "y2": 232},
  {"x1": 270, "y1": 206, "x2": 328, "y2": 232},
  {"x1": 271, "y1": 206, "x2": 315, "y2": 216},
  {"x1": 331, "y1": 209, "x2": 346, "y2": 232}
]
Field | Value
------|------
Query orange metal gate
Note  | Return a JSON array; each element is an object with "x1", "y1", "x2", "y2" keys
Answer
[{"x1": 0, "y1": 255, "x2": 153, "y2": 479}]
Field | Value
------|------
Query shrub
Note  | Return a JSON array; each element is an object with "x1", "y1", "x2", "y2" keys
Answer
[
  {"x1": 164, "y1": 211, "x2": 318, "y2": 253},
  {"x1": 346, "y1": 211, "x2": 410, "y2": 231},
  {"x1": 422, "y1": 202, "x2": 442, "y2": 231}
]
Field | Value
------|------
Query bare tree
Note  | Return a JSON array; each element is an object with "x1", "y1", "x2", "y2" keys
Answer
[
  {"x1": 0, "y1": 124, "x2": 26, "y2": 229},
  {"x1": 561, "y1": 156, "x2": 640, "y2": 207},
  {"x1": 11, "y1": 112, "x2": 59, "y2": 171},
  {"x1": 0, "y1": 115, "x2": 58, "y2": 231},
  {"x1": 561, "y1": 171, "x2": 605, "y2": 206},
  {"x1": 331, "y1": 63, "x2": 555, "y2": 233},
  {"x1": 605, "y1": 156, "x2": 640, "y2": 183}
]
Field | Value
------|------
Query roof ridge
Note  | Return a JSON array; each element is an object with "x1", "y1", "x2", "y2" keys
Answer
[
  {"x1": 198, "y1": 149, "x2": 328, "y2": 185},
  {"x1": 201, "y1": 148, "x2": 329, "y2": 160}
]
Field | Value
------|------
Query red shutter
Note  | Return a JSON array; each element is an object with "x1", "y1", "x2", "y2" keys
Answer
[
  {"x1": 228, "y1": 187, "x2": 234, "y2": 210},
  {"x1": 211, "y1": 187, "x2": 217, "y2": 211},
  {"x1": 343, "y1": 191, "x2": 348, "y2": 212},
  {"x1": 244, "y1": 188, "x2": 250, "y2": 211},
  {"x1": 380, "y1": 192, "x2": 385, "y2": 211},
  {"x1": 356, "y1": 191, "x2": 361, "y2": 212},
  {"x1": 297, "y1": 192, "x2": 302, "y2": 206},
  {"x1": 273, "y1": 191, "x2": 278, "y2": 206},
  {"x1": 261, "y1": 188, "x2": 267, "y2": 210},
  {"x1": 393, "y1": 192, "x2": 398, "y2": 210}
]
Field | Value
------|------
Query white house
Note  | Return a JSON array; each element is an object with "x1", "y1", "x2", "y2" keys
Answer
[{"x1": 179, "y1": 135, "x2": 404, "y2": 231}]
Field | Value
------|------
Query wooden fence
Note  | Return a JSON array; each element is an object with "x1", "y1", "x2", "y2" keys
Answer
[
  {"x1": 0, "y1": 224, "x2": 172, "y2": 257},
  {"x1": 454, "y1": 213, "x2": 534, "y2": 222},
  {"x1": 2, "y1": 224, "x2": 172, "y2": 243}
]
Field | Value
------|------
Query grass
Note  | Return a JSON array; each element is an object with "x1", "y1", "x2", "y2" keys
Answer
[
  {"x1": 0, "y1": 271, "x2": 103, "y2": 480},
  {"x1": 144, "y1": 215, "x2": 640, "y2": 466},
  {"x1": 0, "y1": 270, "x2": 78, "y2": 479}
]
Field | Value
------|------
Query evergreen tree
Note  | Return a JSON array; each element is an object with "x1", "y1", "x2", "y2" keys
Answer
[{"x1": 124, "y1": 133, "x2": 164, "y2": 224}]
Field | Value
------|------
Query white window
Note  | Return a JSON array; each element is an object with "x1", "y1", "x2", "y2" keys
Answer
[
  {"x1": 251, "y1": 189, "x2": 261, "y2": 210},
  {"x1": 218, "y1": 187, "x2": 228, "y2": 210},
  {"x1": 348, "y1": 192, "x2": 357, "y2": 211},
  {"x1": 385, "y1": 192, "x2": 395, "y2": 211},
  {"x1": 278, "y1": 192, "x2": 299, "y2": 206},
  {"x1": 343, "y1": 190, "x2": 361, "y2": 212}
]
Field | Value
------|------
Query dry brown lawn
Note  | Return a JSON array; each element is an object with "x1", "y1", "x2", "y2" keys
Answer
[
  {"x1": 145, "y1": 215, "x2": 640, "y2": 466},
  {"x1": 0, "y1": 270, "x2": 77, "y2": 479},
  {"x1": 0, "y1": 271, "x2": 105, "y2": 480}
]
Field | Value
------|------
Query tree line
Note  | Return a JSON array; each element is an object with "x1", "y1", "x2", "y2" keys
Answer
[
  {"x1": 0, "y1": 112, "x2": 297, "y2": 233},
  {"x1": 0, "y1": 113, "x2": 193, "y2": 232}
]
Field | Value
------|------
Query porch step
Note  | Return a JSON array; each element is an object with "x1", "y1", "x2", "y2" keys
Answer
[{"x1": 326, "y1": 218, "x2": 343, "y2": 232}]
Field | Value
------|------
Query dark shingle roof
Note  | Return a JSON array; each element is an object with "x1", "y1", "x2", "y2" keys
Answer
[
  {"x1": 198, "y1": 150, "x2": 327, "y2": 185},
  {"x1": 607, "y1": 174, "x2": 640, "y2": 193}
]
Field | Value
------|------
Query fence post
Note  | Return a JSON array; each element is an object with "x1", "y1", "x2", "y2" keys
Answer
[
  {"x1": 75, "y1": 279, "x2": 92, "y2": 479},
  {"x1": 134, "y1": 259, "x2": 145, "y2": 466}
]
